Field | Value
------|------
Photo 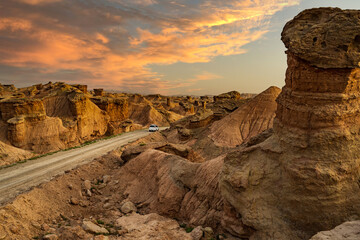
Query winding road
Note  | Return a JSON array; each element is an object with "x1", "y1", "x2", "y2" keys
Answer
[{"x1": 0, "y1": 128, "x2": 165, "y2": 205}]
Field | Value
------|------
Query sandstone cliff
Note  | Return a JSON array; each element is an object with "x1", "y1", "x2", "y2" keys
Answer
[
  {"x1": 220, "y1": 7, "x2": 360, "y2": 240},
  {"x1": 0, "y1": 82, "x2": 194, "y2": 164}
]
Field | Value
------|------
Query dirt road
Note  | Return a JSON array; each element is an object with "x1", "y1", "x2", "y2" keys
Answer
[{"x1": 0, "y1": 129, "x2": 164, "y2": 205}]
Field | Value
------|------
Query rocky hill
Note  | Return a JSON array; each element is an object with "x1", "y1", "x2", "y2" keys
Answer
[{"x1": 208, "y1": 86, "x2": 280, "y2": 148}]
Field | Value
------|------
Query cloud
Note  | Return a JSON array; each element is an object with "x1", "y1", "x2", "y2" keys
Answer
[
  {"x1": 17, "y1": 0, "x2": 61, "y2": 5},
  {"x1": 156, "y1": 72, "x2": 222, "y2": 90},
  {"x1": 0, "y1": 0, "x2": 300, "y2": 94},
  {"x1": 0, "y1": 17, "x2": 32, "y2": 31}
]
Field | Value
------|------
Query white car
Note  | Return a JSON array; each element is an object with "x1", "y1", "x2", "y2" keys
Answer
[{"x1": 149, "y1": 124, "x2": 159, "y2": 132}]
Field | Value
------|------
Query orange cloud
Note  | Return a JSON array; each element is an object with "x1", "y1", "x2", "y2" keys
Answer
[
  {"x1": 0, "y1": 28, "x2": 109, "y2": 68},
  {"x1": 18, "y1": 0, "x2": 61, "y2": 5},
  {"x1": 155, "y1": 72, "x2": 222, "y2": 91},
  {"x1": 96, "y1": 33, "x2": 110, "y2": 44},
  {"x1": 0, "y1": 0, "x2": 301, "y2": 94},
  {"x1": 0, "y1": 18, "x2": 32, "y2": 31}
]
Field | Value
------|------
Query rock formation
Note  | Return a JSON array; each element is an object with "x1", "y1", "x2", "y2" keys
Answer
[
  {"x1": 282, "y1": 8, "x2": 360, "y2": 69},
  {"x1": 209, "y1": 86, "x2": 280, "y2": 147},
  {"x1": 117, "y1": 149, "x2": 229, "y2": 233},
  {"x1": 220, "y1": 7, "x2": 360, "y2": 240},
  {"x1": 113, "y1": 86, "x2": 281, "y2": 237},
  {"x1": 90, "y1": 97, "x2": 129, "y2": 135},
  {"x1": 0, "y1": 81, "x2": 280, "y2": 238},
  {"x1": 161, "y1": 87, "x2": 279, "y2": 160},
  {"x1": 310, "y1": 221, "x2": 360, "y2": 240},
  {"x1": 214, "y1": 90, "x2": 242, "y2": 102},
  {"x1": 128, "y1": 94, "x2": 182, "y2": 127},
  {"x1": 0, "y1": 80, "x2": 252, "y2": 166},
  {"x1": 2, "y1": 97, "x2": 70, "y2": 153},
  {"x1": 0, "y1": 82, "x2": 197, "y2": 164}
]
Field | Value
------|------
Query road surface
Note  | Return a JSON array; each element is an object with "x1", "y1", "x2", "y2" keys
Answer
[{"x1": 0, "y1": 128, "x2": 165, "y2": 205}]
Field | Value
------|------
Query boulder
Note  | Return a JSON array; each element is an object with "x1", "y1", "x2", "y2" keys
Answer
[
  {"x1": 81, "y1": 220, "x2": 109, "y2": 234},
  {"x1": 310, "y1": 221, "x2": 360, "y2": 240},
  {"x1": 43, "y1": 234, "x2": 58, "y2": 240},
  {"x1": 115, "y1": 213, "x2": 192, "y2": 240},
  {"x1": 83, "y1": 180, "x2": 91, "y2": 190},
  {"x1": 190, "y1": 226, "x2": 203, "y2": 240},
  {"x1": 120, "y1": 201, "x2": 137, "y2": 214},
  {"x1": 70, "y1": 197, "x2": 79, "y2": 205}
]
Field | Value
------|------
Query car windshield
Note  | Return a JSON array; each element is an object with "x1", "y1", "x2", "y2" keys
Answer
[{"x1": 150, "y1": 124, "x2": 157, "y2": 127}]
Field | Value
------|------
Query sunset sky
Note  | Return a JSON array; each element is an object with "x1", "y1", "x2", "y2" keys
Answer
[{"x1": 1, "y1": 0, "x2": 360, "y2": 95}]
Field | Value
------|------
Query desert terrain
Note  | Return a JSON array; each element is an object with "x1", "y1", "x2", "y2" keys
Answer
[
  {"x1": 0, "y1": 82, "x2": 246, "y2": 167},
  {"x1": 1, "y1": 7, "x2": 360, "y2": 240}
]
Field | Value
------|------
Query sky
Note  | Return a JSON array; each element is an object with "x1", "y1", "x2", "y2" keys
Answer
[{"x1": 0, "y1": 0, "x2": 360, "y2": 95}]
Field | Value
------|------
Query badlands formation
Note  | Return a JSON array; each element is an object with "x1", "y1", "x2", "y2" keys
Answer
[
  {"x1": 0, "y1": 83, "x2": 245, "y2": 166},
  {"x1": 1, "y1": 7, "x2": 360, "y2": 240}
]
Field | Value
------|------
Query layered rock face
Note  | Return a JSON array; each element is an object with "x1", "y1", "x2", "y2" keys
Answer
[
  {"x1": 220, "y1": 8, "x2": 360, "y2": 240},
  {"x1": 2, "y1": 98, "x2": 70, "y2": 152},
  {"x1": 161, "y1": 87, "x2": 279, "y2": 160},
  {"x1": 209, "y1": 86, "x2": 280, "y2": 148},
  {"x1": 0, "y1": 84, "x2": 129, "y2": 156}
]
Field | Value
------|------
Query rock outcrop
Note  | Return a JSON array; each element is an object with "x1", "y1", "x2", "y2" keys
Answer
[
  {"x1": 2, "y1": 98, "x2": 70, "y2": 152},
  {"x1": 160, "y1": 87, "x2": 279, "y2": 160},
  {"x1": 128, "y1": 94, "x2": 183, "y2": 127},
  {"x1": 310, "y1": 221, "x2": 360, "y2": 240},
  {"x1": 214, "y1": 90, "x2": 242, "y2": 102},
  {"x1": 116, "y1": 149, "x2": 232, "y2": 234},
  {"x1": 209, "y1": 86, "x2": 280, "y2": 147},
  {"x1": 115, "y1": 213, "x2": 192, "y2": 240},
  {"x1": 282, "y1": 7, "x2": 360, "y2": 68},
  {"x1": 220, "y1": 7, "x2": 360, "y2": 240}
]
